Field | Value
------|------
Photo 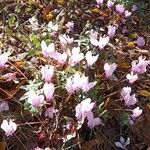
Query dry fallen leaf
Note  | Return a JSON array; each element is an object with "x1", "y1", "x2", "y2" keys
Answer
[
  {"x1": 138, "y1": 90, "x2": 150, "y2": 97},
  {"x1": 0, "y1": 142, "x2": 6, "y2": 150}
]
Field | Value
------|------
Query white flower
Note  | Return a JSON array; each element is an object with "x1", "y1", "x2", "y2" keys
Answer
[
  {"x1": 126, "y1": 72, "x2": 138, "y2": 84},
  {"x1": 85, "y1": 51, "x2": 99, "y2": 67},
  {"x1": 47, "y1": 21, "x2": 59, "y2": 32},
  {"x1": 29, "y1": 16, "x2": 38, "y2": 30}
]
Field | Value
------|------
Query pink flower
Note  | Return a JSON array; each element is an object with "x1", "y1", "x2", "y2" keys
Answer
[
  {"x1": 107, "y1": 0, "x2": 114, "y2": 8},
  {"x1": 85, "y1": 51, "x2": 99, "y2": 67},
  {"x1": 43, "y1": 82, "x2": 55, "y2": 101},
  {"x1": 121, "y1": 87, "x2": 131, "y2": 98},
  {"x1": 116, "y1": 4, "x2": 125, "y2": 14},
  {"x1": 96, "y1": 0, "x2": 103, "y2": 5},
  {"x1": 126, "y1": 72, "x2": 138, "y2": 84},
  {"x1": 2, "y1": 73, "x2": 16, "y2": 81},
  {"x1": 122, "y1": 28, "x2": 128, "y2": 34},
  {"x1": 28, "y1": 92, "x2": 44, "y2": 108},
  {"x1": 107, "y1": 25, "x2": 117, "y2": 38},
  {"x1": 66, "y1": 72, "x2": 96, "y2": 93},
  {"x1": 66, "y1": 77, "x2": 76, "y2": 94},
  {"x1": 41, "y1": 41, "x2": 55, "y2": 58},
  {"x1": 1, "y1": 119, "x2": 17, "y2": 136},
  {"x1": 66, "y1": 21, "x2": 74, "y2": 32},
  {"x1": 125, "y1": 10, "x2": 132, "y2": 18},
  {"x1": 104, "y1": 63, "x2": 117, "y2": 78},
  {"x1": 121, "y1": 87, "x2": 137, "y2": 107},
  {"x1": 69, "y1": 47, "x2": 84, "y2": 66},
  {"x1": 87, "y1": 111, "x2": 101, "y2": 128},
  {"x1": 45, "y1": 107, "x2": 58, "y2": 118},
  {"x1": 0, "y1": 53, "x2": 8, "y2": 68},
  {"x1": 136, "y1": 37, "x2": 145, "y2": 47},
  {"x1": 41, "y1": 65, "x2": 54, "y2": 82},
  {"x1": 79, "y1": 74, "x2": 97, "y2": 92},
  {"x1": 130, "y1": 107, "x2": 142, "y2": 119},
  {"x1": 54, "y1": 52, "x2": 67, "y2": 64},
  {"x1": 131, "y1": 56, "x2": 150, "y2": 74},
  {"x1": 90, "y1": 30, "x2": 98, "y2": 40},
  {"x1": 132, "y1": 5, "x2": 138, "y2": 12},
  {"x1": 75, "y1": 98, "x2": 101, "y2": 128},
  {"x1": 34, "y1": 147, "x2": 44, "y2": 150},
  {"x1": 125, "y1": 94, "x2": 137, "y2": 107},
  {"x1": 0, "y1": 101, "x2": 9, "y2": 112},
  {"x1": 66, "y1": 72, "x2": 81, "y2": 94},
  {"x1": 90, "y1": 33, "x2": 109, "y2": 50},
  {"x1": 75, "y1": 98, "x2": 95, "y2": 121}
]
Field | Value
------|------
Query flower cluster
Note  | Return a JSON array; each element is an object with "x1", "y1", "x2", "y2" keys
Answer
[
  {"x1": 75, "y1": 98, "x2": 101, "y2": 128},
  {"x1": 66, "y1": 72, "x2": 97, "y2": 94}
]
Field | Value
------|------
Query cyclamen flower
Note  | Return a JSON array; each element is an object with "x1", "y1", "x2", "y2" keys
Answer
[
  {"x1": 131, "y1": 56, "x2": 150, "y2": 74},
  {"x1": 115, "y1": 136, "x2": 130, "y2": 149},
  {"x1": 66, "y1": 77, "x2": 76, "y2": 94},
  {"x1": 1, "y1": 119, "x2": 17, "y2": 136},
  {"x1": 130, "y1": 107, "x2": 142, "y2": 119},
  {"x1": 86, "y1": 111, "x2": 101, "y2": 128},
  {"x1": 107, "y1": 25, "x2": 117, "y2": 38},
  {"x1": 45, "y1": 107, "x2": 58, "y2": 118},
  {"x1": 96, "y1": 0, "x2": 103, "y2": 5},
  {"x1": 126, "y1": 72, "x2": 138, "y2": 84},
  {"x1": 75, "y1": 98, "x2": 95, "y2": 121},
  {"x1": 107, "y1": 0, "x2": 114, "y2": 8},
  {"x1": 66, "y1": 72, "x2": 96, "y2": 94},
  {"x1": 122, "y1": 28, "x2": 128, "y2": 34},
  {"x1": 121, "y1": 87, "x2": 131, "y2": 98},
  {"x1": 66, "y1": 72, "x2": 81, "y2": 94},
  {"x1": 41, "y1": 65, "x2": 54, "y2": 82},
  {"x1": 90, "y1": 30, "x2": 98, "y2": 40},
  {"x1": 136, "y1": 37, "x2": 145, "y2": 47},
  {"x1": 41, "y1": 41, "x2": 55, "y2": 58},
  {"x1": 29, "y1": 16, "x2": 38, "y2": 31},
  {"x1": 59, "y1": 34, "x2": 73, "y2": 45},
  {"x1": 47, "y1": 21, "x2": 58, "y2": 32},
  {"x1": 75, "y1": 98, "x2": 101, "y2": 128},
  {"x1": 54, "y1": 52, "x2": 67, "y2": 64},
  {"x1": 28, "y1": 92, "x2": 44, "y2": 108},
  {"x1": 43, "y1": 82, "x2": 55, "y2": 101},
  {"x1": 116, "y1": 4, "x2": 125, "y2": 14},
  {"x1": 125, "y1": 10, "x2": 132, "y2": 18},
  {"x1": 69, "y1": 47, "x2": 84, "y2": 66},
  {"x1": 2, "y1": 73, "x2": 16, "y2": 81},
  {"x1": 121, "y1": 87, "x2": 137, "y2": 107},
  {"x1": 0, "y1": 101, "x2": 9, "y2": 112},
  {"x1": 90, "y1": 33, "x2": 109, "y2": 50},
  {"x1": 0, "y1": 53, "x2": 8, "y2": 68},
  {"x1": 132, "y1": 5, "x2": 138, "y2": 12},
  {"x1": 85, "y1": 51, "x2": 99, "y2": 67},
  {"x1": 79, "y1": 74, "x2": 97, "y2": 92},
  {"x1": 34, "y1": 147, "x2": 43, "y2": 150},
  {"x1": 104, "y1": 63, "x2": 117, "y2": 78},
  {"x1": 66, "y1": 21, "x2": 74, "y2": 32}
]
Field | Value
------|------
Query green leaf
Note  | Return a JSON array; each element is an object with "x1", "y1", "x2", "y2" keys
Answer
[{"x1": 119, "y1": 112, "x2": 129, "y2": 127}]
